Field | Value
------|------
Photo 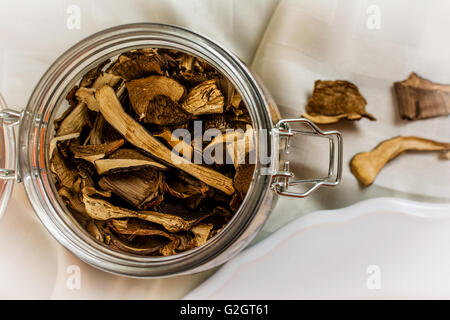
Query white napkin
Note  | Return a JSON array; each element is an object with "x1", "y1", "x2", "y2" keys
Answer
[{"x1": 252, "y1": 0, "x2": 450, "y2": 237}]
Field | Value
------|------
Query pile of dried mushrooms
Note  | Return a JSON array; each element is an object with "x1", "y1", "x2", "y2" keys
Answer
[{"x1": 50, "y1": 48, "x2": 254, "y2": 256}]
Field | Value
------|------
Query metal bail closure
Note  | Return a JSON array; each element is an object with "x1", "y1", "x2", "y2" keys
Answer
[
  {"x1": 271, "y1": 118, "x2": 343, "y2": 198},
  {"x1": 0, "y1": 108, "x2": 22, "y2": 181}
]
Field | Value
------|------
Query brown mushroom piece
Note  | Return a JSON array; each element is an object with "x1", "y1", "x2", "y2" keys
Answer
[
  {"x1": 96, "y1": 85, "x2": 235, "y2": 195},
  {"x1": 181, "y1": 79, "x2": 224, "y2": 115},
  {"x1": 109, "y1": 233, "x2": 167, "y2": 256},
  {"x1": 98, "y1": 168, "x2": 165, "y2": 208},
  {"x1": 350, "y1": 136, "x2": 450, "y2": 186},
  {"x1": 108, "y1": 219, "x2": 175, "y2": 241},
  {"x1": 126, "y1": 75, "x2": 186, "y2": 121},
  {"x1": 302, "y1": 80, "x2": 376, "y2": 124},
  {"x1": 109, "y1": 49, "x2": 167, "y2": 80},
  {"x1": 154, "y1": 130, "x2": 194, "y2": 160},
  {"x1": 164, "y1": 171, "x2": 210, "y2": 199},
  {"x1": 70, "y1": 139, "x2": 124, "y2": 163},
  {"x1": 50, "y1": 149, "x2": 79, "y2": 190},
  {"x1": 394, "y1": 72, "x2": 450, "y2": 120},
  {"x1": 144, "y1": 95, "x2": 192, "y2": 125},
  {"x1": 94, "y1": 148, "x2": 167, "y2": 175},
  {"x1": 234, "y1": 163, "x2": 255, "y2": 199},
  {"x1": 159, "y1": 223, "x2": 213, "y2": 256},
  {"x1": 82, "y1": 187, "x2": 211, "y2": 232}
]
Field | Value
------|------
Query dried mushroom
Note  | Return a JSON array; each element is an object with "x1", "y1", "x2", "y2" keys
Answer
[
  {"x1": 94, "y1": 148, "x2": 167, "y2": 175},
  {"x1": 99, "y1": 168, "x2": 165, "y2": 208},
  {"x1": 303, "y1": 80, "x2": 376, "y2": 124},
  {"x1": 181, "y1": 80, "x2": 224, "y2": 115},
  {"x1": 50, "y1": 48, "x2": 256, "y2": 256},
  {"x1": 350, "y1": 136, "x2": 450, "y2": 186},
  {"x1": 70, "y1": 139, "x2": 124, "y2": 163},
  {"x1": 394, "y1": 72, "x2": 450, "y2": 120},
  {"x1": 126, "y1": 75, "x2": 185, "y2": 120}
]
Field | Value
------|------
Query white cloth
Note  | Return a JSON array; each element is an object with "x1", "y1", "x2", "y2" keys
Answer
[{"x1": 1, "y1": 0, "x2": 449, "y2": 299}]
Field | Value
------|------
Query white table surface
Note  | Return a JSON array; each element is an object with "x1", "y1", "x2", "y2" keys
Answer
[{"x1": 0, "y1": 0, "x2": 449, "y2": 299}]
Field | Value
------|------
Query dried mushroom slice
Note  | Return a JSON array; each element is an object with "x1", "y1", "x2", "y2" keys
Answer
[
  {"x1": 70, "y1": 139, "x2": 124, "y2": 163},
  {"x1": 109, "y1": 219, "x2": 175, "y2": 241},
  {"x1": 164, "y1": 171, "x2": 210, "y2": 199},
  {"x1": 49, "y1": 132, "x2": 80, "y2": 159},
  {"x1": 56, "y1": 102, "x2": 90, "y2": 136},
  {"x1": 109, "y1": 49, "x2": 167, "y2": 80},
  {"x1": 98, "y1": 168, "x2": 165, "y2": 208},
  {"x1": 50, "y1": 150, "x2": 78, "y2": 190},
  {"x1": 110, "y1": 233, "x2": 166, "y2": 255},
  {"x1": 159, "y1": 223, "x2": 213, "y2": 256},
  {"x1": 126, "y1": 75, "x2": 186, "y2": 120},
  {"x1": 94, "y1": 148, "x2": 167, "y2": 175},
  {"x1": 303, "y1": 80, "x2": 376, "y2": 124},
  {"x1": 144, "y1": 95, "x2": 192, "y2": 125},
  {"x1": 190, "y1": 223, "x2": 213, "y2": 247},
  {"x1": 58, "y1": 187, "x2": 87, "y2": 217},
  {"x1": 234, "y1": 163, "x2": 255, "y2": 199},
  {"x1": 96, "y1": 85, "x2": 235, "y2": 195},
  {"x1": 394, "y1": 72, "x2": 450, "y2": 120},
  {"x1": 350, "y1": 136, "x2": 450, "y2": 186},
  {"x1": 181, "y1": 79, "x2": 224, "y2": 115},
  {"x1": 75, "y1": 87, "x2": 99, "y2": 112},
  {"x1": 154, "y1": 130, "x2": 193, "y2": 160},
  {"x1": 80, "y1": 59, "x2": 111, "y2": 88},
  {"x1": 82, "y1": 187, "x2": 209, "y2": 232}
]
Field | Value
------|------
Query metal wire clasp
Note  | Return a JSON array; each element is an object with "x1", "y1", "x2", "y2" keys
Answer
[
  {"x1": 271, "y1": 118, "x2": 343, "y2": 198},
  {"x1": 0, "y1": 109, "x2": 22, "y2": 181}
]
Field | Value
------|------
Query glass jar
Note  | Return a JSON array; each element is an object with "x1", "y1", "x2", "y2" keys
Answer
[{"x1": 0, "y1": 23, "x2": 342, "y2": 277}]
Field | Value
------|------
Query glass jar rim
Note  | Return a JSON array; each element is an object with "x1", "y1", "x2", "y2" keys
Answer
[{"x1": 18, "y1": 23, "x2": 276, "y2": 277}]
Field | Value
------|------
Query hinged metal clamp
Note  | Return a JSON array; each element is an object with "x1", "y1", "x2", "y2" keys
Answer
[
  {"x1": 271, "y1": 118, "x2": 343, "y2": 198},
  {"x1": 0, "y1": 109, "x2": 23, "y2": 181}
]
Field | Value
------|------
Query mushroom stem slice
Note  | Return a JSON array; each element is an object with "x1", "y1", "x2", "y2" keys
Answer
[
  {"x1": 181, "y1": 79, "x2": 224, "y2": 115},
  {"x1": 82, "y1": 187, "x2": 208, "y2": 232},
  {"x1": 96, "y1": 85, "x2": 235, "y2": 195},
  {"x1": 70, "y1": 139, "x2": 125, "y2": 163},
  {"x1": 94, "y1": 148, "x2": 167, "y2": 175},
  {"x1": 350, "y1": 136, "x2": 450, "y2": 186}
]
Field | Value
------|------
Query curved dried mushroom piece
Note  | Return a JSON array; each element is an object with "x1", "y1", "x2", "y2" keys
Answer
[
  {"x1": 350, "y1": 136, "x2": 450, "y2": 186},
  {"x1": 145, "y1": 95, "x2": 192, "y2": 125},
  {"x1": 164, "y1": 171, "x2": 210, "y2": 199},
  {"x1": 109, "y1": 219, "x2": 175, "y2": 241},
  {"x1": 110, "y1": 233, "x2": 166, "y2": 255},
  {"x1": 234, "y1": 163, "x2": 255, "y2": 199},
  {"x1": 109, "y1": 49, "x2": 167, "y2": 80},
  {"x1": 98, "y1": 168, "x2": 165, "y2": 208},
  {"x1": 50, "y1": 150, "x2": 78, "y2": 190},
  {"x1": 94, "y1": 148, "x2": 167, "y2": 175},
  {"x1": 181, "y1": 79, "x2": 224, "y2": 115},
  {"x1": 394, "y1": 72, "x2": 450, "y2": 120},
  {"x1": 126, "y1": 75, "x2": 186, "y2": 120},
  {"x1": 302, "y1": 80, "x2": 376, "y2": 124},
  {"x1": 82, "y1": 187, "x2": 210, "y2": 233},
  {"x1": 70, "y1": 139, "x2": 124, "y2": 163}
]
